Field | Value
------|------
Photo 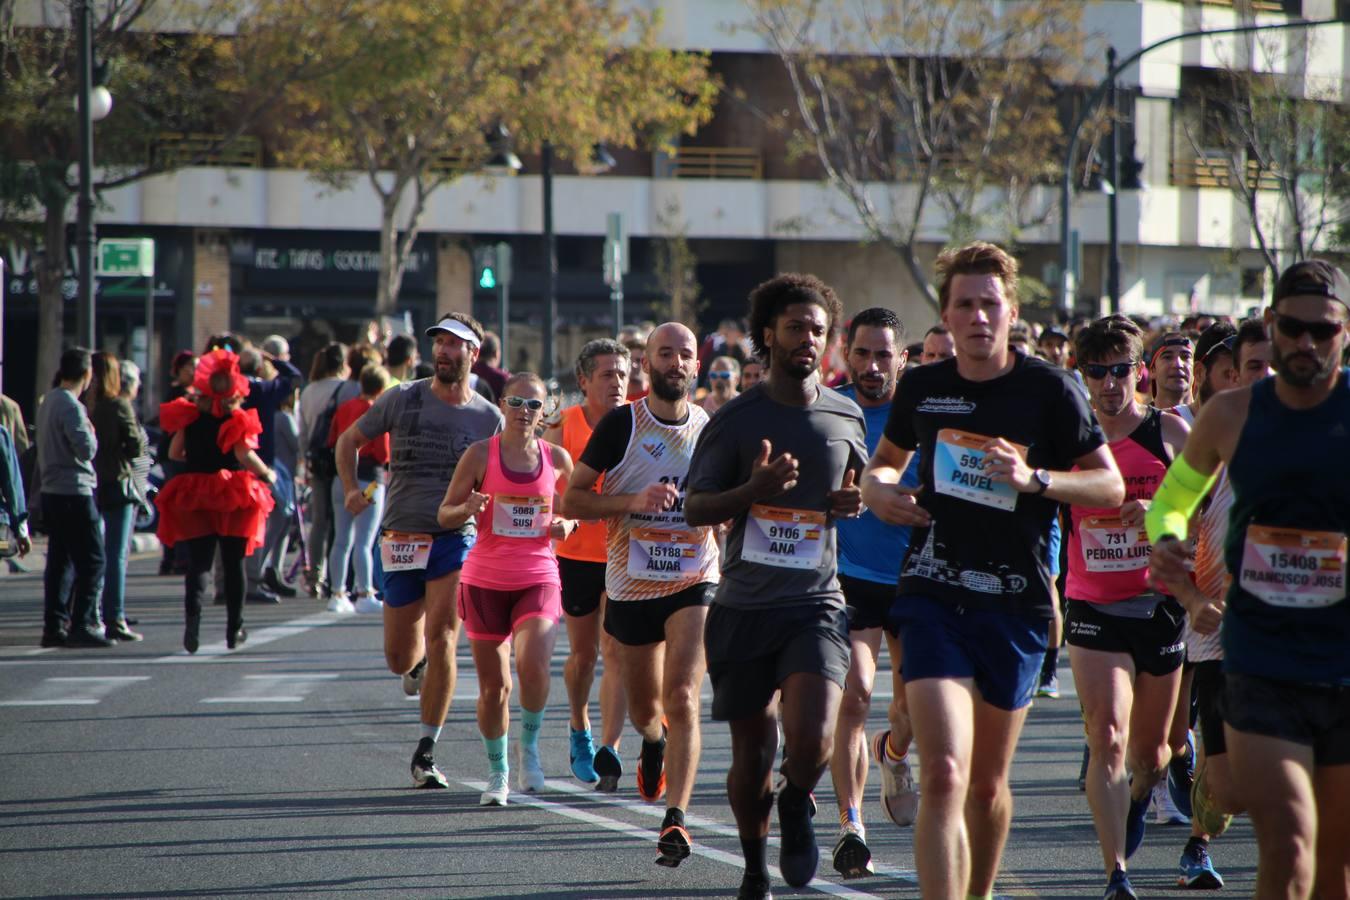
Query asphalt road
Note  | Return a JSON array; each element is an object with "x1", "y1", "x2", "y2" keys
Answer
[{"x1": 1, "y1": 548, "x2": 1258, "y2": 899}]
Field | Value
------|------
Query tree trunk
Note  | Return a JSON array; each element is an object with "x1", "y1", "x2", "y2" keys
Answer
[
  {"x1": 898, "y1": 242, "x2": 941, "y2": 312},
  {"x1": 35, "y1": 199, "x2": 69, "y2": 411},
  {"x1": 375, "y1": 193, "x2": 400, "y2": 317}
]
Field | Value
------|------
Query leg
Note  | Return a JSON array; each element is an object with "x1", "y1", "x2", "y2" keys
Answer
[
  {"x1": 350, "y1": 484, "x2": 384, "y2": 596},
  {"x1": 1069, "y1": 645, "x2": 1136, "y2": 874},
  {"x1": 419, "y1": 570, "x2": 462, "y2": 731},
  {"x1": 599, "y1": 600, "x2": 627, "y2": 749},
  {"x1": 219, "y1": 536, "x2": 248, "y2": 640},
  {"x1": 513, "y1": 615, "x2": 557, "y2": 714},
  {"x1": 306, "y1": 475, "x2": 333, "y2": 589},
  {"x1": 965, "y1": 697, "x2": 1031, "y2": 897},
  {"x1": 382, "y1": 598, "x2": 426, "y2": 676},
  {"x1": 41, "y1": 495, "x2": 74, "y2": 636},
  {"x1": 1127, "y1": 667, "x2": 1183, "y2": 800},
  {"x1": 884, "y1": 630, "x2": 914, "y2": 752},
  {"x1": 69, "y1": 495, "x2": 106, "y2": 632},
  {"x1": 780, "y1": 670, "x2": 845, "y2": 791},
  {"x1": 471, "y1": 637, "x2": 512, "y2": 739},
  {"x1": 326, "y1": 478, "x2": 356, "y2": 600},
  {"x1": 564, "y1": 609, "x2": 601, "y2": 732},
  {"x1": 100, "y1": 502, "x2": 134, "y2": 627},
  {"x1": 1227, "y1": 726, "x2": 1318, "y2": 900},
  {"x1": 1313, "y1": 763, "x2": 1350, "y2": 900},
  {"x1": 661, "y1": 603, "x2": 708, "y2": 813},
  {"x1": 832, "y1": 627, "x2": 883, "y2": 818},
  {"x1": 182, "y1": 535, "x2": 219, "y2": 651},
  {"x1": 906, "y1": 676, "x2": 977, "y2": 900},
  {"x1": 619, "y1": 639, "x2": 666, "y2": 744},
  {"x1": 728, "y1": 703, "x2": 781, "y2": 870}
]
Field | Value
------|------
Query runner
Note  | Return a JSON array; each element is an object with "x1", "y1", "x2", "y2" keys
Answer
[
  {"x1": 827, "y1": 307, "x2": 921, "y2": 879},
  {"x1": 335, "y1": 313, "x2": 504, "y2": 789},
  {"x1": 564, "y1": 322, "x2": 720, "y2": 868},
  {"x1": 861, "y1": 242, "x2": 1125, "y2": 900},
  {"x1": 685, "y1": 274, "x2": 867, "y2": 899},
  {"x1": 438, "y1": 373, "x2": 574, "y2": 806},
  {"x1": 1062, "y1": 316, "x2": 1190, "y2": 899},
  {"x1": 542, "y1": 339, "x2": 631, "y2": 790},
  {"x1": 1234, "y1": 317, "x2": 1274, "y2": 385},
  {"x1": 1147, "y1": 332, "x2": 1196, "y2": 418},
  {"x1": 1147, "y1": 260, "x2": 1350, "y2": 900},
  {"x1": 920, "y1": 325, "x2": 956, "y2": 365}
]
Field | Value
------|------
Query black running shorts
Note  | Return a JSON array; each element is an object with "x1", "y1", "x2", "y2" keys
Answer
[
  {"x1": 603, "y1": 581, "x2": 714, "y2": 647},
  {"x1": 1065, "y1": 596, "x2": 1186, "y2": 677},
  {"x1": 839, "y1": 574, "x2": 895, "y2": 632},
  {"x1": 559, "y1": 557, "x2": 607, "y2": 618},
  {"x1": 1223, "y1": 672, "x2": 1350, "y2": 766}
]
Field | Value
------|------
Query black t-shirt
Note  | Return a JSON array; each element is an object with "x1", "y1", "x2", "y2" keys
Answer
[
  {"x1": 884, "y1": 355, "x2": 1106, "y2": 618},
  {"x1": 579, "y1": 403, "x2": 690, "y2": 474}
]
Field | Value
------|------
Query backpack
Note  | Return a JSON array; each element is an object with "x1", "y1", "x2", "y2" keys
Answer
[{"x1": 304, "y1": 383, "x2": 345, "y2": 481}]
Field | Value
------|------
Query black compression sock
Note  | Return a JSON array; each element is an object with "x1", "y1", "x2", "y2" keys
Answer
[
  {"x1": 740, "y1": 835, "x2": 769, "y2": 878},
  {"x1": 1041, "y1": 645, "x2": 1059, "y2": 679},
  {"x1": 1185, "y1": 835, "x2": 1209, "y2": 853},
  {"x1": 779, "y1": 777, "x2": 810, "y2": 811},
  {"x1": 663, "y1": 807, "x2": 685, "y2": 830}
]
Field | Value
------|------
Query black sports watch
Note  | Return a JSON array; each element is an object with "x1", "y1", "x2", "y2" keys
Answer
[{"x1": 1032, "y1": 469, "x2": 1052, "y2": 496}]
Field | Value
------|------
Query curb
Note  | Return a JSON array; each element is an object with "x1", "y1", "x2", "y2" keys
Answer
[{"x1": 131, "y1": 533, "x2": 162, "y2": 554}]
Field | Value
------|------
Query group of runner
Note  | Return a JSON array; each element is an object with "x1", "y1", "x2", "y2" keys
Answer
[{"x1": 273, "y1": 245, "x2": 1346, "y2": 900}]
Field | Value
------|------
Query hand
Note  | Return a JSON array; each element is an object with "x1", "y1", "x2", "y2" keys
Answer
[
  {"x1": 629, "y1": 482, "x2": 680, "y2": 514},
  {"x1": 1187, "y1": 596, "x2": 1225, "y2": 635},
  {"x1": 747, "y1": 439, "x2": 799, "y2": 500},
  {"x1": 982, "y1": 438, "x2": 1036, "y2": 492},
  {"x1": 1148, "y1": 536, "x2": 1191, "y2": 592},
  {"x1": 549, "y1": 518, "x2": 575, "y2": 540},
  {"x1": 344, "y1": 487, "x2": 372, "y2": 515},
  {"x1": 264, "y1": 468, "x2": 277, "y2": 486},
  {"x1": 869, "y1": 483, "x2": 931, "y2": 527},
  {"x1": 1119, "y1": 498, "x2": 1149, "y2": 527},
  {"x1": 827, "y1": 469, "x2": 863, "y2": 519},
  {"x1": 464, "y1": 490, "x2": 490, "y2": 518},
  {"x1": 18, "y1": 534, "x2": 32, "y2": 557}
]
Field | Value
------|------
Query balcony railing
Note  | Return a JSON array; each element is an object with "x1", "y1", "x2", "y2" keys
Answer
[
  {"x1": 150, "y1": 133, "x2": 263, "y2": 169},
  {"x1": 1171, "y1": 155, "x2": 1282, "y2": 190},
  {"x1": 1197, "y1": 0, "x2": 1288, "y2": 12},
  {"x1": 661, "y1": 146, "x2": 763, "y2": 179}
]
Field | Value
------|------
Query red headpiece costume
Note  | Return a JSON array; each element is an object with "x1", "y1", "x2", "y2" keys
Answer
[{"x1": 193, "y1": 349, "x2": 251, "y2": 417}]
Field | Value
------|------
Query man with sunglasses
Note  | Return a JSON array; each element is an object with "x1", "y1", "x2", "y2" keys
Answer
[
  {"x1": 564, "y1": 322, "x2": 721, "y2": 869},
  {"x1": 1147, "y1": 333, "x2": 1196, "y2": 418},
  {"x1": 336, "y1": 313, "x2": 504, "y2": 790},
  {"x1": 1063, "y1": 316, "x2": 1191, "y2": 899},
  {"x1": 1147, "y1": 259, "x2": 1350, "y2": 899}
]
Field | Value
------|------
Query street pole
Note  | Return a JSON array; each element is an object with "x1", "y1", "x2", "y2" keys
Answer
[
  {"x1": 1058, "y1": 17, "x2": 1339, "y2": 315},
  {"x1": 1107, "y1": 46, "x2": 1122, "y2": 313},
  {"x1": 75, "y1": 0, "x2": 97, "y2": 349},
  {"x1": 541, "y1": 140, "x2": 556, "y2": 380},
  {"x1": 144, "y1": 274, "x2": 155, "y2": 420}
]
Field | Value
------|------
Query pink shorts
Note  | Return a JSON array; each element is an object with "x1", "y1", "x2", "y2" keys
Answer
[{"x1": 457, "y1": 582, "x2": 562, "y2": 642}]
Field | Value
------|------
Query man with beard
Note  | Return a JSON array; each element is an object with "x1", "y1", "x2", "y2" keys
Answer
[
  {"x1": 336, "y1": 313, "x2": 504, "y2": 789},
  {"x1": 686, "y1": 275, "x2": 867, "y2": 899},
  {"x1": 1181, "y1": 322, "x2": 1238, "y2": 421},
  {"x1": 1148, "y1": 260, "x2": 1350, "y2": 900},
  {"x1": 564, "y1": 322, "x2": 721, "y2": 868},
  {"x1": 828, "y1": 307, "x2": 923, "y2": 878},
  {"x1": 1234, "y1": 317, "x2": 1275, "y2": 384},
  {"x1": 1147, "y1": 332, "x2": 1196, "y2": 418}
]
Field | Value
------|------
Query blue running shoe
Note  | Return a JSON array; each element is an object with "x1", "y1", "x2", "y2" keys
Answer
[
  {"x1": 1178, "y1": 841, "x2": 1224, "y2": 889},
  {"x1": 570, "y1": 728, "x2": 598, "y2": 783},
  {"x1": 1104, "y1": 865, "x2": 1138, "y2": 899},
  {"x1": 1125, "y1": 793, "x2": 1149, "y2": 859},
  {"x1": 1168, "y1": 730, "x2": 1196, "y2": 820}
]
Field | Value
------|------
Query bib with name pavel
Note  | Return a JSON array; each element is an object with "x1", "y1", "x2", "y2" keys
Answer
[
  {"x1": 1080, "y1": 515, "x2": 1151, "y2": 572},
  {"x1": 1240, "y1": 525, "x2": 1347, "y2": 609},
  {"x1": 933, "y1": 428, "x2": 1027, "y2": 512},
  {"x1": 493, "y1": 494, "x2": 550, "y2": 538},
  {"x1": 380, "y1": 531, "x2": 432, "y2": 572},
  {"x1": 742, "y1": 504, "x2": 826, "y2": 570}
]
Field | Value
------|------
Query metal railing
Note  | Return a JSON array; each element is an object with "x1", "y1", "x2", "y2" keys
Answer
[
  {"x1": 661, "y1": 146, "x2": 763, "y2": 179},
  {"x1": 1170, "y1": 155, "x2": 1283, "y2": 190},
  {"x1": 150, "y1": 133, "x2": 263, "y2": 169},
  {"x1": 1198, "y1": 0, "x2": 1288, "y2": 12}
]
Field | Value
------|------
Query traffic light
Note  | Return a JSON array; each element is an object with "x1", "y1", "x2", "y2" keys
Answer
[
  {"x1": 473, "y1": 242, "x2": 512, "y2": 291},
  {"x1": 479, "y1": 262, "x2": 497, "y2": 290}
]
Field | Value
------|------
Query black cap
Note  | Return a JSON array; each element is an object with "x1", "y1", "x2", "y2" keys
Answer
[{"x1": 1273, "y1": 260, "x2": 1350, "y2": 308}]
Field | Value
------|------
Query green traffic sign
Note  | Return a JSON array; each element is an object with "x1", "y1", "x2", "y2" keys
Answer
[{"x1": 96, "y1": 238, "x2": 155, "y2": 277}]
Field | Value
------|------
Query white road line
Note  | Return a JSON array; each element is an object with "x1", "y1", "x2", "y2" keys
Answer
[
  {"x1": 151, "y1": 612, "x2": 348, "y2": 663},
  {"x1": 201, "y1": 672, "x2": 341, "y2": 704},
  {"x1": 459, "y1": 777, "x2": 916, "y2": 896},
  {"x1": 0, "y1": 675, "x2": 151, "y2": 706}
]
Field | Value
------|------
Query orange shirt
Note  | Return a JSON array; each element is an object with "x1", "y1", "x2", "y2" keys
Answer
[{"x1": 555, "y1": 403, "x2": 612, "y2": 562}]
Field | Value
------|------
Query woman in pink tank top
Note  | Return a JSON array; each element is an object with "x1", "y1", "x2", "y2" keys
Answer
[{"x1": 437, "y1": 373, "x2": 576, "y2": 806}]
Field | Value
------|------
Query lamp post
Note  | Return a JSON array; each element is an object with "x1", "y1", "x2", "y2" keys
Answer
[
  {"x1": 1106, "y1": 46, "x2": 1121, "y2": 312},
  {"x1": 541, "y1": 140, "x2": 557, "y2": 380},
  {"x1": 75, "y1": 0, "x2": 96, "y2": 350},
  {"x1": 1058, "y1": 17, "x2": 1339, "y2": 315}
]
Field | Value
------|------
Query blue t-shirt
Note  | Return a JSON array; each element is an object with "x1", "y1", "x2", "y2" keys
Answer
[{"x1": 834, "y1": 383, "x2": 922, "y2": 585}]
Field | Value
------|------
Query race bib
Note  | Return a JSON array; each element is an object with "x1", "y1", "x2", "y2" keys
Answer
[
  {"x1": 493, "y1": 494, "x2": 550, "y2": 538},
  {"x1": 932, "y1": 429, "x2": 1028, "y2": 512},
  {"x1": 1080, "y1": 515, "x2": 1151, "y2": 572},
  {"x1": 742, "y1": 505, "x2": 826, "y2": 570},
  {"x1": 1240, "y1": 525, "x2": 1347, "y2": 609},
  {"x1": 380, "y1": 531, "x2": 432, "y2": 573},
  {"x1": 627, "y1": 527, "x2": 709, "y2": 582}
]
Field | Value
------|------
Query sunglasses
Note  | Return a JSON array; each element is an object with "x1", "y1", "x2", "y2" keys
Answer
[
  {"x1": 1275, "y1": 315, "x2": 1344, "y2": 342},
  {"x1": 708, "y1": 371, "x2": 734, "y2": 380},
  {"x1": 504, "y1": 396, "x2": 545, "y2": 411},
  {"x1": 1081, "y1": 361, "x2": 1137, "y2": 380}
]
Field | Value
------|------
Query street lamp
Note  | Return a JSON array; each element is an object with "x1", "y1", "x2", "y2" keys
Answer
[
  {"x1": 1058, "y1": 17, "x2": 1341, "y2": 315},
  {"x1": 75, "y1": 0, "x2": 111, "y2": 350}
]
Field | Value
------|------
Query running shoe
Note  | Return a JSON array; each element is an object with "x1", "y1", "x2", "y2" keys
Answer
[
  {"x1": 411, "y1": 737, "x2": 449, "y2": 789},
  {"x1": 737, "y1": 871, "x2": 773, "y2": 900},
  {"x1": 480, "y1": 771, "x2": 510, "y2": 806},
  {"x1": 327, "y1": 593, "x2": 356, "y2": 614},
  {"x1": 656, "y1": 822, "x2": 691, "y2": 868},
  {"x1": 637, "y1": 733, "x2": 667, "y2": 803},
  {"x1": 594, "y1": 744, "x2": 623, "y2": 792},
  {"x1": 777, "y1": 787, "x2": 819, "y2": 887},
  {"x1": 831, "y1": 821, "x2": 874, "y2": 879},
  {"x1": 518, "y1": 741, "x2": 546, "y2": 792},
  {"x1": 569, "y1": 728, "x2": 599, "y2": 784},
  {"x1": 353, "y1": 593, "x2": 383, "y2": 614},
  {"x1": 1191, "y1": 761, "x2": 1233, "y2": 839},
  {"x1": 1125, "y1": 792, "x2": 1149, "y2": 858},
  {"x1": 401, "y1": 657, "x2": 426, "y2": 697},
  {"x1": 1168, "y1": 730, "x2": 1196, "y2": 819},
  {"x1": 1153, "y1": 779, "x2": 1189, "y2": 825},
  {"x1": 871, "y1": 730, "x2": 918, "y2": 827},
  {"x1": 1036, "y1": 673, "x2": 1061, "y2": 699},
  {"x1": 1104, "y1": 865, "x2": 1138, "y2": 899},
  {"x1": 1178, "y1": 841, "x2": 1224, "y2": 889}
]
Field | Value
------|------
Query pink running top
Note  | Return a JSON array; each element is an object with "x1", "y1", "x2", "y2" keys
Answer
[{"x1": 460, "y1": 435, "x2": 561, "y2": 590}]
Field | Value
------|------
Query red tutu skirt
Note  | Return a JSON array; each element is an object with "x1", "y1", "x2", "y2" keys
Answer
[{"x1": 156, "y1": 469, "x2": 275, "y2": 556}]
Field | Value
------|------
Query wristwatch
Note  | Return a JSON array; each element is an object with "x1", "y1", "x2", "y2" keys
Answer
[{"x1": 1032, "y1": 469, "x2": 1052, "y2": 496}]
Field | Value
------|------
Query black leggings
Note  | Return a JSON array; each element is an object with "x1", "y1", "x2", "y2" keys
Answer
[{"x1": 185, "y1": 535, "x2": 247, "y2": 628}]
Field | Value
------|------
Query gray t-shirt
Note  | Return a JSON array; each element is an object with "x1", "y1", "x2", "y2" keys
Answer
[
  {"x1": 356, "y1": 379, "x2": 503, "y2": 534},
  {"x1": 687, "y1": 383, "x2": 867, "y2": 610}
]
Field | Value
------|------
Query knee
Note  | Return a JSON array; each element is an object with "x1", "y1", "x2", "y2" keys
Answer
[
  {"x1": 387, "y1": 646, "x2": 420, "y2": 674},
  {"x1": 479, "y1": 679, "x2": 511, "y2": 710},
  {"x1": 629, "y1": 693, "x2": 661, "y2": 732},
  {"x1": 968, "y1": 773, "x2": 1009, "y2": 811},
  {"x1": 838, "y1": 681, "x2": 872, "y2": 724},
  {"x1": 919, "y1": 753, "x2": 968, "y2": 802},
  {"x1": 567, "y1": 642, "x2": 599, "y2": 676},
  {"x1": 781, "y1": 722, "x2": 832, "y2": 769},
  {"x1": 1127, "y1": 737, "x2": 1171, "y2": 777},
  {"x1": 517, "y1": 657, "x2": 551, "y2": 690},
  {"x1": 1260, "y1": 827, "x2": 1316, "y2": 878},
  {"x1": 662, "y1": 679, "x2": 700, "y2": 723},
  {"x1": 1087, "y1": 719, "x2": 1128, "y2": 766}
]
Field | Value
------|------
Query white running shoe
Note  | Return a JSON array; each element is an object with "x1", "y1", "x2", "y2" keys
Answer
[
  {"x1": 1152, "y1": 779, "x2": 1188, "y2": 825},
  {"x1": 326, "y1": 593, "x2": 356, "y2": 614},
  {"x1": 518, "y1": 742, "x2": 546, "y2": 792},
  {"x1": 401, "y1": 657, "x2": 426, "y2": 696},
  {"x1": 354, "y1": 593, "x2": 383, "y2": 614},
  {"x1": 872, "y1": 730, "x2": 919, "y2": 827},
  {"x1": 480, "y1": 771, "x2": 510, "y2": 806}
]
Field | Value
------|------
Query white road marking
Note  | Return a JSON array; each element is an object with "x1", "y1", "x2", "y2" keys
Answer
[
  {"x1": 201, "y1": 672, "x2": 341, "y2": 704},
  {"x1": 460, "y1": 777, "x2": 916, "y2": 896},
  {"x1": 0, "y1": 675, "x2": 150, "y2": 706},
  {"x1": 152, "y1": 612, "x2": 348, "y2": 663}
]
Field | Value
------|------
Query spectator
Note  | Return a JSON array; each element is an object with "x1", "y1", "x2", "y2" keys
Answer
[
  {"x1": 1, "y1": 391, "x2": 29, "y2": 455},
  {"x1": 740, "y1": 357, "x2": 765, "y2": 389},
  {"x1": 239, "y1": 346, "x2": 303, "y2": 604},
  {"x1": 0, "y1": 422, "x2": 31, "y2": 562},
  {"x1": 263, "y1": 385, "x2": 301, "y2": 597},
  {"x1": 36, "y1": 348, "x2": 111, "y2": 647},
  {"x1": 299, "y1": 342, "x2": 348, "y2": 597},
  {"x1": 385, "y1": 334, "x2": 419, "y2": 383},
  {"x1": 325, "y1": 363, "x2": 391, "y2": 615},
  {"x1": 471, "y1": 331, "x2": 509, "y2": 399},
  {"x1": 701, "y1": 355, "x2": 740, "y2": 414},
  {"x1": 158, "y1": 351, "x2": 196, "y2": 576},
  {"x1": 338, "y1": 343, "x2": 383, "y2": 405},
  {"x1": 622, "y1": 334, "x2": 649, "y2": 401}
]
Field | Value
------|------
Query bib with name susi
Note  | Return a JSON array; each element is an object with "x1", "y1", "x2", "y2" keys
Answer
[
  {"x1": 932, "y1": 428, "x2": 1028, "y2": 512},
  {"x1": 1240, "y1": 525, "x2": 1347, "y2": 608},
  {"x1": 742, "y1": 504, "x2": 826, "y2": 570},
  {"x1": 380, "y1": 531, "x2": 433, "y2": 572},
  {"x1": 492, "y1": 494, "x2": 550, "y2": 538}
]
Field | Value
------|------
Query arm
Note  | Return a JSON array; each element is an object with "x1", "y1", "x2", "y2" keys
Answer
[
  {"x1": 684, "y1": 439, "x2": 799, "y2": 528},
  {"x1": 548, "y1": 442, "x2": 577, "y2": 540},
  {"x1": 233, "y1": 443, "x2": 275, "y2": 483},
  {"x1": 63, "y1": 400, "x2": 98, "y2": 462},
  {"x1": 1169, "y1": 572, "x2": 1225, "y2": 636},
  {"x1": 336, "y1": 424, "x2": 375, "y2": 514},
  {"x1": 1119, "y1": 411, "x2": 1192, "y2": 526},
  {"x1": 436, "y1": 442, "x2": 489, "y2": 530},
  {"x1": 861, "y1": 435, "x2": 927, "y2": 527},
  {"x1": 117, "y1": 398, "x2": 147, "y2": 461},
  {"x1": 564, "y1": 462, "x2": 677, "y2": 520},
  {"x1": 982, "y1": 438, "x2": 1125, "y2": 509},
  {"x1": 169, "y1": 429, "x2": 187, "y2": 462}
]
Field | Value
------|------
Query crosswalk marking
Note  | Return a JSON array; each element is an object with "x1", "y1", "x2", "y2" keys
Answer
[
  {"x1": 0, "y1": 675, "x2": 151, "y2": 706},
  {"x1": 201, "y1": 672, "x2": 341, "y2": 703}
]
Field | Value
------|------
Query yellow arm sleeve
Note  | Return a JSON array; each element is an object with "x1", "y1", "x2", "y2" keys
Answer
[{"x1": 1144, "y1": 453, "x2": 1219, "y2": 544}]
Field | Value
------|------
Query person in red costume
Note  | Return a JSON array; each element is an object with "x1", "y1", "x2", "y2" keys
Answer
[{"x1": 156, "y1": 349, "x2": 277, "y2": 653}]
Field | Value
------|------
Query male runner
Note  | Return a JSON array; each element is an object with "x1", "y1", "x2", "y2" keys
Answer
[
  {"x1": 1234, "y1": 317, "x2": 1274, "y2": 385},
  {"x1": 1147, "y1": 332, "x2": 1196, "y2": 417},
  {"x1": 828, "y1": 307, "x2": 922, "y2": 878},
  {"x1": 862, "y1": 242, "x2": 1125, "y2": 900},
  {"x1": 543, "y1": 339, "x2": 630, "y2": 788},
  {"x1": 1148, "y1": 260, "x2": 1350, "y2": 900},
  {"x1": 921, "y1": 325, "x2": 957, "y2": 365},
  {"x1": 564, "y1": 322, "x2": 720, "y2": 867},
  {"x1": 686, "y1": 273, "x2": 866, "y2": 899},
  {"x1": 336, "y1": 313, "x2": 503, "y2": 788},
  {"x1": 1062, "y1": 316, "x2": 1190, "y2": 899}
]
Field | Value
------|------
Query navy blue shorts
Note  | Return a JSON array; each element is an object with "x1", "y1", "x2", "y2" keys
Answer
[
  {"x1": 381, "y1": 531, "x2": 474, "y2": 608},
  {"x1": 889, "y1": 594, "x2": 1049, "y2": 711}
]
